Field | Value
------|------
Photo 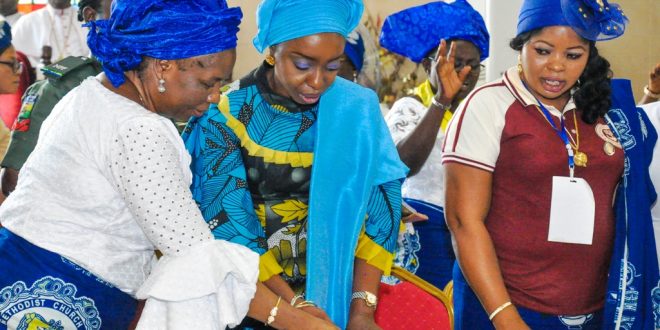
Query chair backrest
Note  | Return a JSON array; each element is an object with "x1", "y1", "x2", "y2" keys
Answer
[{"x1": 375, "y1": 266, "x2": 453, "y2": 330}]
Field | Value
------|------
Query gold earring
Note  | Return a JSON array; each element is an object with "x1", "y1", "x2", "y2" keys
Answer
[
  {"x1": 265, "y1": 55, "x2": 275, "y2": 66},
  {"x1": 517, "y1": 54, "x2": 523, "y2": 75}
]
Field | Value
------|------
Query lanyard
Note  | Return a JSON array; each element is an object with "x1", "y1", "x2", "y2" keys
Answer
[{"x1": 522, "y1": 83, "x2": 575, "y2": 177}]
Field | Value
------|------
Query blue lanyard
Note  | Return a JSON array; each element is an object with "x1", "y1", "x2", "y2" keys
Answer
[{"x1": 522, "y1": 83, "x2": 575, "y2": 177}]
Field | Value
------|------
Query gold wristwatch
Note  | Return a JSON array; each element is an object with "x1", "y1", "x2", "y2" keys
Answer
[{"x1": 351, "y1": 291, "x2": 378, "y2": 308}]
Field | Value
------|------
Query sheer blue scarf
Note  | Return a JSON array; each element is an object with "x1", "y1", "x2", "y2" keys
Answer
[
  {"x1": 603, "y1": 79, "x2": 659, "y2": 329},
  {"x1": 305, "y1": 78, "x2": 408, "y2": 327}
]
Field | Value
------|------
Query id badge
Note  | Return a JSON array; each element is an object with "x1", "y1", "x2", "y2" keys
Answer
[{"x1": 547, "y1": 176, "x2": 595, "y2": 245}]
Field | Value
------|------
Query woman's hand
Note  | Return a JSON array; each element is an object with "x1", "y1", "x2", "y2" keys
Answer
[
  {"x1": 433, "y1": 39, "x2": 473, "y2": 105},
  {"x1": 346, "y1": 312, "x2": 380, "y2": 330}
]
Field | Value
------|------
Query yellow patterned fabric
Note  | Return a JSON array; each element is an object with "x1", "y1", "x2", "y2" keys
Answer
[
  {"x1": 412, "y1": 80, "x2": 454, "y2": 133},
  {"x1": 259, "y1": 250, "x2": 284, "y2": 282},
  {"x1": 355, "y1": 230, "x2": 395, "y2": 276},
  {"x1": 217, "y1": 96, "x2": 314, "y2": 168}
]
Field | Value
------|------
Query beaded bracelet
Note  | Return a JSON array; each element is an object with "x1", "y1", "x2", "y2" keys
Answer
[{"x1": 266, "y1": 296, "x2": 282, "y2": 326}]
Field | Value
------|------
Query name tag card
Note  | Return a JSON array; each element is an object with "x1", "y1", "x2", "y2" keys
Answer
[{"x1": 547, "y1": 176, "x2": 595, "y2": 245}]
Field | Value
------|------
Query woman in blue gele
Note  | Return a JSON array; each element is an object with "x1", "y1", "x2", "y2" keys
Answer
[
  {"x1": 379, "y1": 0, "x2": 489, "y2": 291},
  {"x1": 442, "y1": 0, "x2": 658, "y2": 329},
  {"x1": 183, "y1": 0, "x2": 407, "y2": 329}
]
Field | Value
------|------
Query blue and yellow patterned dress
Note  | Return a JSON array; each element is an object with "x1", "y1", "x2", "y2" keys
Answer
[{"x1": 183, "y1": 64, "x2": 402, "y2": 293}]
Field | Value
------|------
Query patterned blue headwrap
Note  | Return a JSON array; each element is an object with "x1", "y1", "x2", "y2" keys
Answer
[
  {"x1": 344, "y1": 29, "x2": 365, "y2": 72},
  {"x1": 0, "y1": 20, "x2": 11, "y2": 52},
  {"x1": 253, "y1": 0, "x2": 363, "y2": 53},
  {"x1": 86, "y1": 0, "x2": 243, "y2": 87},
  {"x1": 379, "y1": 0, "x2": 489, "y2": 63},
  {"x1": 517, "y1": 0, "x2": 628, "y2": 41}
]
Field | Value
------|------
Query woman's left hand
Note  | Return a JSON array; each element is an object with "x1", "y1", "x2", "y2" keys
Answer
[
  {"x1": 347, "y1": 313, "x2": 381, "y2": 330},
  {"x1": 433, "y1": 39, "x2": 473, "y2": 105}
]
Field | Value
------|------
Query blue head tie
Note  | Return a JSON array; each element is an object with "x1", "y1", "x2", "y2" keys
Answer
[
  {"x1": 379, "y1": 0, "x2": 490, "y2": 63},
  {"x1": 344, "y1": 29, "x2": 365, "y2": 72},
  {"x1": 517, "y1": 0, "x2": 628, "y2": 41},
  {"x1": 86, "y1": 0, "x2": 243, "y2": 87},
  {"x1": 253, "y1": 0, "x2": 363, "y2": 53},
  {"x1": 0, "y1": 20, "x2": 11, "y2": 52}
]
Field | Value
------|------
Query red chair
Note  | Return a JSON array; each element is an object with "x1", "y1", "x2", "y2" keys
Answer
[{"x1": 375, "y1": 266, "x2": 453, "y2": 330}]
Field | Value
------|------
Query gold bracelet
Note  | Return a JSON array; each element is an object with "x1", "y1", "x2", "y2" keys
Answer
[
  {"x1": 294, "y1": 300, "x2": 317, "y2": 308},
  {"x1": 488, "y1": 301, "x2": 513, "y2": 321},
  {"x1": 266, "y1": 296, "x2": 282, "y2": 326},
  {"x1": 290, "y1": 294, "x2": 304, "y2": 307}
]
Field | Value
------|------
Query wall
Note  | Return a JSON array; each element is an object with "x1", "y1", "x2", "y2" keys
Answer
[{"x1": 597, "y1": 0, "x2": 659, "y2": 102}]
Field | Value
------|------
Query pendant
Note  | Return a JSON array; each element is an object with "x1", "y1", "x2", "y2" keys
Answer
[
  {"x1": 574, "y1": 151, "x2": 588, "y2": 167},
  {"x1": 603, "y1": 142, "x2": 616, "y2": 156}
]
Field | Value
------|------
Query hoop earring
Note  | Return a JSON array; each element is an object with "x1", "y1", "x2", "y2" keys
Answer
[
  {"x1": 158, "y1": 78, "x2": 166, "y2": 93},
  {"x1": 265, "y1": 55, "x2": 276, "y2": 66}
]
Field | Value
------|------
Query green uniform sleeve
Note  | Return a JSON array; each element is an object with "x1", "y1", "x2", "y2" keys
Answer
[{"x1": 1, "y1": 57, "x2": 101, "y2": 170}]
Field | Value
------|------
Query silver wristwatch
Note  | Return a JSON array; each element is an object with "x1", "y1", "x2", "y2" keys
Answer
[{"x1": 351, "y1": 291, "x2": 378, "y2": 308}]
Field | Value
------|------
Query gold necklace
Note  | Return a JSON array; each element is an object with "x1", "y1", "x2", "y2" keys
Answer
[
  {"x1": 533, "y1": 106, "x2": 588, "y2": 167},
  {"x1": 568, "y1": 110, "x2": 587, "y2": 167}
]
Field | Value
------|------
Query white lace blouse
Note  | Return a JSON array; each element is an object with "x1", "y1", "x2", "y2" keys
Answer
[
  {"x1": 385, "y1": 97, "x2": 446, "y2": 207},
  {"x1": 0, "y1": 77, "x2": 258, "y2": 329}
]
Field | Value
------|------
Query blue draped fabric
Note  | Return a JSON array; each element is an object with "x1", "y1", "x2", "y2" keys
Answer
[
  {"x1": 603, "y1": 79, "x2": 659, "y2": 329},
  {"x1": 0, "y1": 228, "x2": 137, "y2": 330},
  {"x1": 517, "y1": 0, "x2": 627, "y2": 41},
  {"x1": 305, "y1": 78, "x2": 408, "y2": 327},
  {"x1": 403, "y1": 198, "x2": 454, "y2": 290},
  {"x1": 0, "y1": 20, "x2": 11, "y2": 51},
  {"x1": 379, "y1": 0, "x2": 489, "y2": 63},
  {"x1": 85, "y1": 0, "x2": 242, "y2": 87},
  {"x1": 252, "y1": 0, "x2": 363, "y2": 53},
  {"x1": 344, "y1": 30, "x2": 365, "y2": 72}
]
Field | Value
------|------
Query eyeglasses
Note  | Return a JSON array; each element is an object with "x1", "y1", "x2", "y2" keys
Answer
[
  {"x1": 455, "y1": 61, "x2": 485, "y2": 73},
  {"x1": 0, "y1": 60, "x2": 23, "y2": 75},
  {"x1": 428, "y1": 57, "x2": 484, "y2": 76}
]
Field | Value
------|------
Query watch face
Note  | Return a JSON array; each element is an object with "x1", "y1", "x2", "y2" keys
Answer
[{"x1": 366, "y1": 294, "x2": 377, "y2": 305}]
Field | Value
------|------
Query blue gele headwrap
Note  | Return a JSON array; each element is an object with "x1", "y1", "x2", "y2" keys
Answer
[
  {"x1": 379, "y1": 0, "x2": 489, "y2": 63},
  {"x1": 252, "y1": 0, "x2": 363, "y2": 53},
  {"x1": 517, "y1": 0, "x2": 628, "y2": 41},
  {"x1": 0, "y1": 20, "x2": 11, "y2": 52},
  {"x1": 86, "y1": 0, "x2": 243, "y2": 87},
  {"x1": 344, "y1": 29, "x2": 365, "y2": 72}
]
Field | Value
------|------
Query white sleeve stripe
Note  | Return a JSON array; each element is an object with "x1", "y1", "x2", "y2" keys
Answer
[{"x1": 441, "y1": 155, "x2": 495, "y2": 172}]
